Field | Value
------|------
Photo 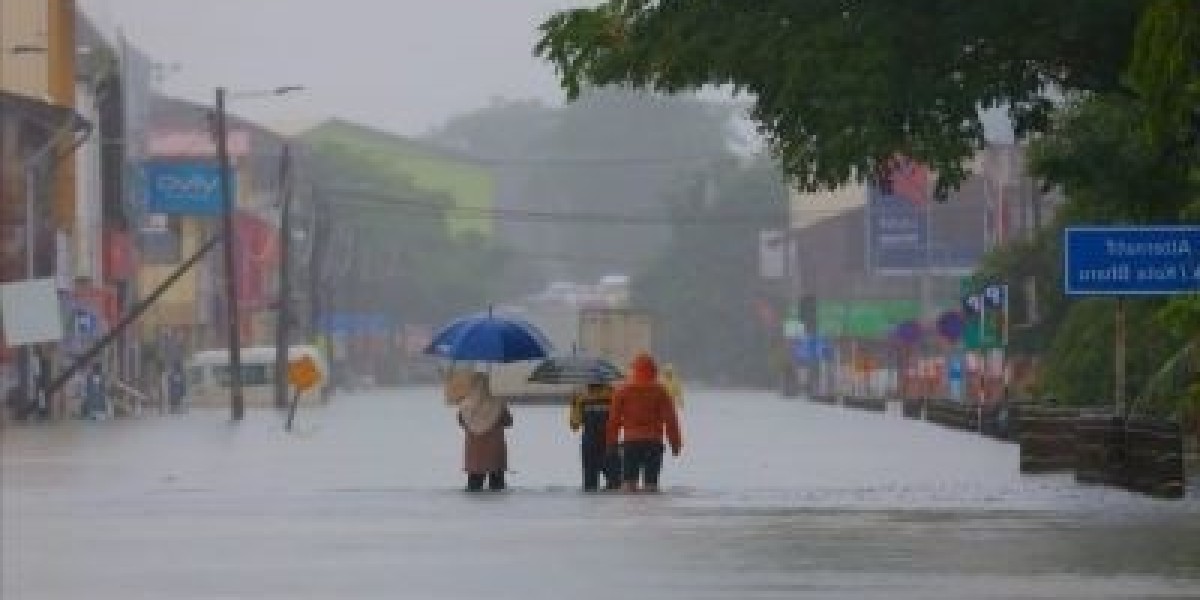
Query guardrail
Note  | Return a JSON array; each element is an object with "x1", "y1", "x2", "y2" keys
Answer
[{"x1": 887, "y1": 398, "x2": 1188, "y2": 498}]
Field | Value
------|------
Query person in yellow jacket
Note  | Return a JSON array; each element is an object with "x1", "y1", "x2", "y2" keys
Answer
[
  {"x1": 660, "y1": 363, "x2": 683, "y2": 409},
  {"x1": 569, "y1": 382, "x2": 621, "y2": 491}
]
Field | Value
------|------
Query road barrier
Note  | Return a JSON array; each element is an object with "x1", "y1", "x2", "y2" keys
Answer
[
  {"x1": 1124, "y1": 419, "x2": 1185, "y2": 499},
  {"x1": 926, "y1": 399, "x2": 980, "y2": 431},
  {"x1": 902, "y1": 397, "x2": 925, "y2": 419},
  {"x1": 889, "y1": 397, "x2": 1187, "y2": 498},
  {"x1": 843, "y1": 396, "x2": 887, "y2": 412},
  {"x1": 1073, "y1": 412, "x2": 1125, "y2": 485},
  {"x1": 810, "y1": 393, "x2": 839, "y2": 405},
  {"x1": 1017, "y1": 405, "x2": 1079, "y2": 473}
]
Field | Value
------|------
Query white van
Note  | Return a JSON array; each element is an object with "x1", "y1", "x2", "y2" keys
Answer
[{"x1": 185, "y1": 345, "x2": 329, "y2": 408}]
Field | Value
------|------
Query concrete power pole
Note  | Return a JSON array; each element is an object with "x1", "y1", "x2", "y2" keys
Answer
[
  {"x1": 274, "y1": 144, "x2": 293, "y2": 409},
  {"x1": 215, "y1": 87, "x2": 244, "y2": 421}
]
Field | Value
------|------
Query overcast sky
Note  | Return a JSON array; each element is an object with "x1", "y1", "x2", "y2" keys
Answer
[{"x1": 80, "y1": 0, "x2": 594, "y2": 135}]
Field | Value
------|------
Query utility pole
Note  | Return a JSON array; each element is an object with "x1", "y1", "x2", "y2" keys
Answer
[
  {"x1": 215, "y1": 87, "x2": 244, "y2": 421},
  {"x1": 274, "y1": 144, "x2": 293, "y2": 409},
  {"x1": 1115, "y1": 298, "x2": 1126, "y2": 417}
]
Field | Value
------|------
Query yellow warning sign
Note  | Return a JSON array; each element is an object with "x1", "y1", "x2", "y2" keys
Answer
[{"x1": 287, "y1": 355, "x2": 321, "y2": 392}]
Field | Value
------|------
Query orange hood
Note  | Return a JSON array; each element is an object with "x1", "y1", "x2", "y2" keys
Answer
[{"x1": 630, "y1": 353, "x2": 658, "y2": 384}]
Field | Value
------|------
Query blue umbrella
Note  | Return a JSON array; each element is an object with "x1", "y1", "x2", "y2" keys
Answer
[{"x1": 424, "y1": 309, "x2": 553, "y2": 362}]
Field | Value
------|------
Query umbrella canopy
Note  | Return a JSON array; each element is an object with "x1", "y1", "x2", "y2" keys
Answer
[
  {"x1": 528, "y1": 355, "x2": 623, "y2": 384},
  {"x1": 424, "y1": 310, "x2": 553, "y2": 363}
]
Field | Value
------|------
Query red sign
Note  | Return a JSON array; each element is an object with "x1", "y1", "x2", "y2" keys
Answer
[
  {"x1": 147, "y1": 129, "x2": 251, "y2": 158},
  {"x1": 103, "y1": 229, "x2": 137, "y2": 281},
  {"x1": 234, "y1": 211, "x2": 279, "y2": 310},
  {"x1": 886, "y1": 155, "x2": 930, "y2": 206},
  {"x1": 74, "y1": 282, "x2": 119, "y2": 326}
]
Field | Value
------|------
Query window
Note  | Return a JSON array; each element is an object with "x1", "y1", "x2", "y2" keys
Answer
[{"x1": 212, "y1": 364, "x2": 276, "y2": 387}]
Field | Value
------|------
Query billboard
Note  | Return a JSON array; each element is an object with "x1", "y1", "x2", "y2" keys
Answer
[
  {"x1": 867, "y1": 185, "x2": 928, "y2": 274},
  {"x1": 1064, "y1": 226, "x2": 1200, "y2": 295},
  {"x1": 142, "y1": 161, "x2": 228, "y2": 216}
]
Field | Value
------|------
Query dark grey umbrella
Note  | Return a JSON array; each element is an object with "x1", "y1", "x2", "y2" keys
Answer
[{"x1": 527, "y1": 356, "x2": 623, "y2": 384}]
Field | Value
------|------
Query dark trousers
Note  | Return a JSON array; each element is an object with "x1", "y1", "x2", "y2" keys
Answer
[
  {"x1": 466, "y1": 472, "x2": 505, "y2": 491},
  {"x1": 622, "y1": 441, "x2": 665, "y2": 488},
  {"x1": 581, "y1": 439, "x2": 620, "y2": 491}
]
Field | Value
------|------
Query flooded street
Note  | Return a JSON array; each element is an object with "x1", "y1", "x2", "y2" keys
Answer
[{"x1": 3, "y1": 388, "x2": 1198, "y2": 599}]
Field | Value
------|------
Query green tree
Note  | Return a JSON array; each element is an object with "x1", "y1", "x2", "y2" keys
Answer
[
  {"x1": 427, "y1": 89, "x2": 741, "y2": 289},
  {"x1": 1041, "y1": 298, "x2": 1187, "y2": 408},
  {"x1": 1126, "y1": 0, "x2": 1200, "y2": 155},
  {"x1": 1127, "y1": 1, "x2": 1200, "y2": 411},
  {"x1": 536, "y1": 0, "x2": 1143, "y2": 194},
  {"x1": 306, "y1": 138, "x2": 517, "y2": 323},
  {"x1": 427, "y1": 97, "x2": 559, "y2": 158},
  {"x1": 525, "y1": 89, "x2": 739, "y2": 282},
  {"x1": 1028, "y1": 96, "x2": 1195, "y2": 224},
  {"x1": 633, "y1": 157, "x2": 788, "y2": 386},
  {"x1": 979, "y1": 94, "x2": 1199, "y2": 409}
]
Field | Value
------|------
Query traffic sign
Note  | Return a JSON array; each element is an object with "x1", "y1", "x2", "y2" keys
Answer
[
  {"x1": 1064, "y1": 226, "x2": 1200, "y2": 296},
  {"x1": 287, "y1": 355, "x2": 321, "y2": 392},
  {"x1": 74, "y1": 310, "x2": 96, "y2": 337}
]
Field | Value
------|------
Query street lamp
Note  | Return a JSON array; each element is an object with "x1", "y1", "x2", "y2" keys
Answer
[{"x1": 214, "y1": 85, "x2": 303, "y2": 421}]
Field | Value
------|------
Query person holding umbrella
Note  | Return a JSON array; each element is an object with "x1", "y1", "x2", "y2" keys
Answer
[
  {"x1": 425, "y1": 308, "x2": 554, "y2": 492},
  {"x1": 606, "y1": 353, "x2": 683, "y2": 493},
  {"x1": 452, "y1": 368, "x2": 512, "y2": 492},
  {"x1": 569, "y1": 382, "x2": 620, "y2": 491}
]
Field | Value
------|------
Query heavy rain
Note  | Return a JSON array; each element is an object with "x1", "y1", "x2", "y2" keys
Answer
[{"x1": 1, "y1": 1, "x2": 1198, "y2": 599}]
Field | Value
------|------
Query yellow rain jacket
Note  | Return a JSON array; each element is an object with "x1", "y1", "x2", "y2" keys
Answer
[
  {"x1": 660, "y1": 364, "x2": 683, "y2": 408},
  {"x1": 569, "y1": 383, "x2": 614, "y2": 432}
]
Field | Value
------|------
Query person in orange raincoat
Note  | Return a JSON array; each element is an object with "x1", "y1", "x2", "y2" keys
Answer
[{"x1": 606, "y1": 353, "x2": 683, "y2": 493}]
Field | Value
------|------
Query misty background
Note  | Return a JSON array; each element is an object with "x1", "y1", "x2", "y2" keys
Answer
[{"x1": 74, "y1": 1, "x2": 1016, "y2": 388}]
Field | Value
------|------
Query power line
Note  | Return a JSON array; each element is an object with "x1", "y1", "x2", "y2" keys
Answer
[
  {"x1": 471, "y1": 155, "x2": 733, "y2": 167},
  {"x1": 320, "y1": 189, "x2": 806, "y2": 225}
]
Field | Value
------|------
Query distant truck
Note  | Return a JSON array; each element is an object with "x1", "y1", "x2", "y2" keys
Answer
[
  {"x1": 489, "y1": 306, "x2": 653, "y2": 404},
  {"x1": 577, "y1": 307, "x2": 653, "y2": 375}
]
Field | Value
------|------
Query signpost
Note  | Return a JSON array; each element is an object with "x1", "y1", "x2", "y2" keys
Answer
[
  {"x1": 1063, "y1": 226, "x2": 1200, "y2": 296},
  {"x1": 284, "y1": 354, "x2": 322, "y2": 431},
  {"x1": 1063, "y1": 226, "x2": 1200, "y2": 414}
]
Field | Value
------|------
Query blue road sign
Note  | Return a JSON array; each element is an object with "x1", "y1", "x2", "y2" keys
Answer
[
  {"x1": 1064, "y1": 226, "x2": 1200, "y2": 296},
  {"x1": 74, "y1": 310, "x2": 96, "y2": 337},
  {"x1": 142, "y1": 160, "x2": 227, "y2": 216}
]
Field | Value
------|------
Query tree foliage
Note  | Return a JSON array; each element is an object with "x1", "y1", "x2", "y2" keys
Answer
[
  {"x1": 981, "y1": 93, "x2": 1199, "y2": 409},
  {"x1": 305, "y1": 138, "x2": 517, "y2": 323},
  {"x1": 632, "y1": 157, "x2": 788, "y2": 386},
  {"x1": 427, "y1": 89, "x2": 741, "y2": 288},
  {"x1": 536, "y1": 0, "x2": 1142, "y2": 195},
  {"x1": 1028, "y1": 95, "x2": 1195, "y2": 224},
  {"x1": 1126, "y1": 0, "x2": 1200, "y2": 152}
]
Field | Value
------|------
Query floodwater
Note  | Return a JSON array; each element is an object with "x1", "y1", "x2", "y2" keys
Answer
[{"x1": 3, "y1": 388, "x2": 1198, "y2": 599}]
